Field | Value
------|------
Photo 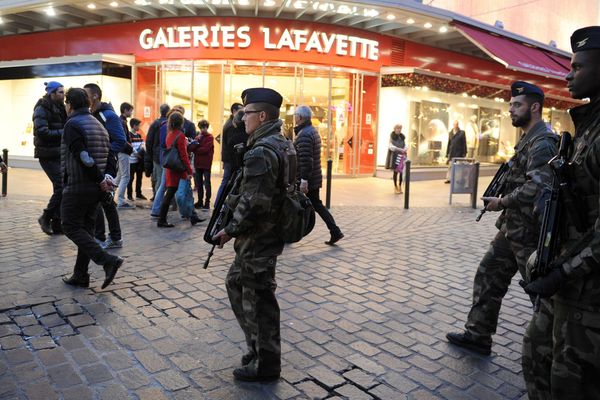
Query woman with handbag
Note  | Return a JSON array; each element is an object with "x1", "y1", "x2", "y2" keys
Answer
[
  {"x1": 157, "y1": 112, "x2": 202, "y2": 227},
  {"x1": 385, "y1": 124, "x2": 407, "y2": 194}
]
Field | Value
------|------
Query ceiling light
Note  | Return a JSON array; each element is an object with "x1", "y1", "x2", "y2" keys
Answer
[
  {"x1": 0, "y1": 17, "x2": 3, "y2": 24},
  {"x1": 406, "y1": 18, "x2": 415, "y2": 24},
  {"x1": 87, "y1": 3, "x2": 96, "y2": 9},
  {"x1": 46, "y1": 7, "x2": 56, "y2": 16},
  {"x1": 238, "y1": 0, "x2": 250, "y2": 4},
  {"x1": 386, "y1": 14, "x2": 396, "y2": 20},
  {"x1": 439, "y1": 26, "x2": 448, "y2": 33},
  {"x1": 110, "y1": 1, "x2": 119, "y2": 6},
  {"x1": 424, "y1": 22, "x2": 432, "y2": 28},
  {"x1": 263, "y1": 0, "x2": 276, "y2": 6}
]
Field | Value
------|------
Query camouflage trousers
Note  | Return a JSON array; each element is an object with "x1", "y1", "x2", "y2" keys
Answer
[
  {"x1": 523, "y1": 298, "x2": 600, "y2": 399},
  {"x1": 465, "y1": 231, "x2": 534, "y2": 345},
  {"x1": 225, "y1": 254, "x2": 281, "y2": 374}
]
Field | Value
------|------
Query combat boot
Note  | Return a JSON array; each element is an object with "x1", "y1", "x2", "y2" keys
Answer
[
  {"x1": 446, "y1": 331, "x2": 491, "y2": 355},
  {"x1": 233, "y1": 359, "x2": 280, "y2": 382},
  {"x1": 38, "y1": 211, "x2": 53, "y2": 235},
  {"x1": 241, "y1": 350, "x2": 256, "y2": 366}
]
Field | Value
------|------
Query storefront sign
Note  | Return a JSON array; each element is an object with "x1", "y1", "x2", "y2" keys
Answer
[{"x1": 139, "y1": 25, "x2": 379, "y2": 61}]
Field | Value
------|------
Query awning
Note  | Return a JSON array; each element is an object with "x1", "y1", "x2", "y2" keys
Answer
[{"x1": 454, "y1": 22, "x2": 571, "y2": 80}]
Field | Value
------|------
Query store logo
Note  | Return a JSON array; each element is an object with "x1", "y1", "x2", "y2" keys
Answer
[{"x1": 139, "y1": 25, "x2": 379, "y2": 61}]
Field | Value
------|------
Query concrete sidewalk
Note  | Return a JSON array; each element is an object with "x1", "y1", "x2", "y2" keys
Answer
[{"x1": 0, "y1": 168, "x2": 528, "y2": 400}]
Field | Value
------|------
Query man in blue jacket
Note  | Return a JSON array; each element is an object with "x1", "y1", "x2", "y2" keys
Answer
[{"x1": 84, "y1": 83, "x2": 127, "y2": 250}]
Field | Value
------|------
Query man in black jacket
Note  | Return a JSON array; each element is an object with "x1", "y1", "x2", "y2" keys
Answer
[
  {"x1": 33, "y1": 81, "x2": 67, "y2": 234},
  {"x1": 215, "y1": 103, "x2": 245, "y2": 205},
  {"x1": 144, "y1": 103, "x2": 170, "y2": 199},
  {"x1": 60, "y1": 88, "x2": 123, "y2": 289},
  {"x1": 293, "y1": 105, "x2": 344, "y2": 245},
  {"x1": 444, "y1": 121, "x2": 468, "y2": 183}
]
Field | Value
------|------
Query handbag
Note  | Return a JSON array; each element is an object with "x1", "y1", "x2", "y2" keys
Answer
[{"x1": 162, "y1": 134, "x2": 186, "y2": 172}]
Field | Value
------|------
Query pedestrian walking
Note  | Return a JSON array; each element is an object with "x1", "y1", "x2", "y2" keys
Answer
[
  {"x1": 215, "y1": 103, "x2": 244, "y2": 205},
  {"x1": 33, "y1": 81, "x2": 67, "y2": 234},
  {"x1": 127, "y1": 118, "x2": 145, "y2": 201},
  {"x1": 521, "y1": 27, "x2": 600, "y2": 399},
  {"x1": 293, "y1": 105, "x2": 344, "y2": 245},
  {"x1": 446, "y1": 81, "x2": 558, "y2": 355},
  {"x1": 385, "y1": 124, "x2": 407, "y2": 194},
  {"x1": 115, "y1": 102, "x2": 134, "y2": 208},
  {"x1": 212, "y1": 88, "x2": 288, "y2": 382},
  {"x1": 445, "y1": 121, "x2": 467, "y2": 183},
  {"x1": 144, "y1": 104, "x2": 170, "y2": 199},
  {"x1": 189, "y1": 119, "x2": 214, "y2": 209},
  {"x1": 59, "y1": 87, "x2": 123, "y2": 289}
]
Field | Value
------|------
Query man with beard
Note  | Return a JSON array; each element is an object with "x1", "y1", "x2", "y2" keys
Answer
[
  {"x1": 446, "y1": 81, "x2": 557, "y2": 355},
  {"x1": 33, "y1": 81, "x2": 67, "y2": 234},
  {"x1": 522, "y1": 26, "x2": 600, "y2": 399}
]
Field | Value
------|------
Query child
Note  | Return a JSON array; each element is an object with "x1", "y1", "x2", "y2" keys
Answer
[
  {"x1": 127, "y1": 118, "x2": 146, "y2": 201},
  {"x1": 188, "y1": 120, "x2": 214, "y2": 209}
]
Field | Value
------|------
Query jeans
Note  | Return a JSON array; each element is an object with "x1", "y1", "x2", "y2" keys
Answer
[
  {"x1": 307, "y1": 189, "x2": 340, "y2": 235},
  {"x1": 127, "y1": 162, "x2": 143, "y2": 198},
  {"x1": 151, "y1": 171, "x2": 179, "y2": 217},
  {"x1": 115, "y1": 152, "x2": 130, "y2": 205},
  {"x1": 215, "y1": 162, "x2": 232, "y2": 206},
  {"x1": 152, "y1": 161, "x2": 163, "y2": 196},
  {"x1": 194, "y1": 168, "x2": 211, "y2": 205},
  {"x1": 95, "y1": 198, "x2": 122, "y2": 242},
  {"x1": 38, "y1": 158, "x2": 63, "y2": 219},
  {"x1": 61, "y1": 191, "x2": 117, "y2": 277}
]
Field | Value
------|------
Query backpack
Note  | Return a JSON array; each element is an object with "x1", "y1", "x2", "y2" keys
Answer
[{"x1": 259, "y1": 138, "x2": 315, "y2": 244}]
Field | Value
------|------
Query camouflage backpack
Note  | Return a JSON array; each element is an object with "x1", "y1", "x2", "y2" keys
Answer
[{"x1": 259, "y1": 138, "x2": 315, "y2": 243}]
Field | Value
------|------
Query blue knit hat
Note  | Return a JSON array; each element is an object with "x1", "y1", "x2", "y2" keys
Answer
[{"x1": 44, "y1": 81, "x2": 63, "y2": 94}]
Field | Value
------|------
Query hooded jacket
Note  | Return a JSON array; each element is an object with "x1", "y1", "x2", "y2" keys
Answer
[{"x1": 32, "y1": 95, "x2": 67, "y2": 159}]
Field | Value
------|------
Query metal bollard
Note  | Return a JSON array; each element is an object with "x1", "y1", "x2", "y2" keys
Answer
[
  {"x1": 325, "y1": 159, "x2": 332, "y2": 209},
  {"x1": 2, "y1": 149, "x2": 7, "y2": 197},
  {"x1": 404, "y1": 159, "x2": 411, "y2": 209},
  {"x1": 472, "y1": 162, "x2": 480, "y2": 209}
]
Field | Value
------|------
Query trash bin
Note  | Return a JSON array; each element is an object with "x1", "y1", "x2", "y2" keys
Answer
[{"x1": 449, "y1": 158, "x2": 479, "y2": 208}]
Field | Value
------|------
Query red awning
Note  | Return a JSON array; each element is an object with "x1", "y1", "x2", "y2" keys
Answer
[{"x1": 454, "y1": 22, "x2": 571, "y2": 80}]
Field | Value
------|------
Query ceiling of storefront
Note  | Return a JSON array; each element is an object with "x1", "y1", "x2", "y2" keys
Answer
[{"x1": 0, "y1": 0, "x2": 567, "y2": 61}]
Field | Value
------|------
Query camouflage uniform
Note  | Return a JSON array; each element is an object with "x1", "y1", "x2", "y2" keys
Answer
[
  {"x1": 464, "y1": 120, "x2": 557, "y2": 346},
  {"x1": 224, "y1": 119, "x2": 287, "y2": 377},
  {"x1": 523, "y1": 100, "x2": 600, "y2": 399}
]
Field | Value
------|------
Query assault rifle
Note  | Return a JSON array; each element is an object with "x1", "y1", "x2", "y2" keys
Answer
[
  {"x1": 202, "y1": 143, "x2": 246, "y2": 269},
  {"x1": 476, "y1": 162, "x2": 510, "y2": 221}
]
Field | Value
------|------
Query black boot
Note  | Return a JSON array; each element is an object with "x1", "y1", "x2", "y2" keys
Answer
[
  {"x1": 62, "y1": 273, "x2": 90, "y2": 288},
  {"x1": 190, "y1": 213, "x2": 206, "y2": 226},
  {"x1": 38, "y1": 212, "x2": 53, "y2": 235},
  {"x1": 51, "y1": 217, "x2": 63, "y2": 234},
  {"x1": 325, "y1": 230, "x2": 344, "y2": 245},
  {"x1": 446, "y1": 331, "x2": 491, "y2": 355}
]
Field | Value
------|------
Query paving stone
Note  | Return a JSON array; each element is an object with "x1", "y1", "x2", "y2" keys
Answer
[
  {"x1": 46, "y1": 364, "x2": 83, "y2": 387},
  {"x1": 335, "y1": 383, "x2": 373, "y2": 400},
  {"x1": 22, "y1": 324, "x2": 47, "y2": 337},
  {"x1": 103, "y1": 350, "x2": 135, "y2": 370},
  {"x1": 189, "y1": 370, "x2": 222, "y2": 391},
  {"x1": 71, "y1": 348, "x2": 100, "y2": 365},
  {"x1": 31, "y1": 304, "x2": 56, "y2": 318},
  {"x1": 62, "y1": 386, "x2": 94, "y2": 400},
  {"x1": 0, "y1": 335, "x2": 26, "y2": 350},
  {"x1": 84, "y1": 303, "x2": 110, "y2": 316},
  {"x1": 296, "y1": 380, "x2": 329, "y2": 399},
  {"x1": 307, "y1": 366, "x2": 345, "y2": 389},
  {"x1": 154, "y1": 369, "x2": 190, "y2": 391},
  {"x1": 57, "y1": 303, "x2": 83, "y2": 316},
  {"x1": 39, "y1": 314, "x2": 65, "y2": 329},
  {"x1": 100, "y1": 383, "x2": 130, "y2": 400},
  {"x1": 12, "y1": 362, "x2": 46, "y2": 383},
  {"x1": 170, "y1": 353, "x2": 203, "y2": 372},
  {"x1": 5, "y1": 348, "x2": 34, "y2": 365},
  {"x1": 23, "y1": 380, "x2": 59, "y2": 400},
  {"x1": 37, "y1": 348, "x2": 68, "y2": 367},
  {"x1": 343, "y1": 369, "x2": 378, "y2": 390},
  {"x1": 134, "y1": 349, "x2": 169, "y2": 373},
  {"x1": 137, "y1": 387, "x2": 170, "y2": 400},
  {"x1": 81, "y1": 363, "x2": 114, "y2": 384},
  {"x1": 68, "y1": 314, "x2": 96, "y2": 328},
  {"x1": 29, "y1": 336, "x2": 56, "y2": 350},
  {"x1": 118, "y1": 367, "x2": 151, "y2": 389},
  {"x1": 13, "y1": 314, "x2": 38, "y2": 327}
]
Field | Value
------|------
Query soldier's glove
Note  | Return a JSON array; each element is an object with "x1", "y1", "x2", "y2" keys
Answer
[{"x1": 523, "y1": 266, "x2": 566, "y2": 298}]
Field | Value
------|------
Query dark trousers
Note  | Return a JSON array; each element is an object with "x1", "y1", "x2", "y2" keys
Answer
[
  {"x1": 95, "y1": 198, "x2": 122, "y2": 242},
  {"x1": 39, "y1": 158, "x2": 63, "y2": 218},
  {"x1": 393, "y1": 171, "x2": 403, "y2": 187},
  {"x1": 61, "y1": 192, "x2": 116, "y2": 278},
  {"x1": 127, "y1": 162, "x2": 143, "y2": 198},
  {"x1": 158, "y1": 186, "x2": 177, "y2": 222},
  {"x1": 215, "y1": 162, "x2": 232, "y2": 206},
  {"x1": 307, "y1": 189, "x2": 340, "y2": 235},
  {"x1": 194, "y1": 168, "x2": 211, "y2": 205}
]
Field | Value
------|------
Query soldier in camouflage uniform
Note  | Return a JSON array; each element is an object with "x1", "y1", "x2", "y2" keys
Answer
[
  {"x1": 522, "y1": 27, "x2": 600, "y2": 399},
  {"x1": 213, "y1": 87, "x2": 287, "y2": 382},
  {"x1": 447, "y1": 82, "x2": 558, "y2": 355}
]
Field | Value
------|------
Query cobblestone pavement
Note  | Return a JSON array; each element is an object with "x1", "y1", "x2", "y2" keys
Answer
[{"x1": 0, "y1": 180, "x2": 531, "y2": 399}]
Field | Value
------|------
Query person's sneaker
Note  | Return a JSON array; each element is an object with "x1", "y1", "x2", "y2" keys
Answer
[
  {"x1": 325, "y1": 231, "x2": 344, "y2": 246},
  {"x1": 136, "y1": 194, "x2": 148, "y2": 200},
  {"x1": 190, "y1": 214, "x2": 206, "y2": 226},
  {"x1": 117, "y1": 203, "x2": 135, "y2": 210},
  {"x1": 101, "y1": 238, "x2": 123, "y2": 249},
  {"x1": 446, "y1": 332, "x2": 491, "y2": 355},
  {"x1": 150, "y1": 214, "x2": 160, "y2": 219},
  {"x1": 102, "y1": 257, "x2": 123, "y2": 289},
  {"x1": 62, "y1": 274, "x2": 90, "y2": 288}
]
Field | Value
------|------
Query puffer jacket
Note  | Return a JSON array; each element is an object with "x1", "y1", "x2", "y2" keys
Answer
[
  {"x1": 32, "y1": 95, "x2": 67, "y2": 159},
  {"x1": 293, "y1": 121, "x2": 323, "y2": 190}
]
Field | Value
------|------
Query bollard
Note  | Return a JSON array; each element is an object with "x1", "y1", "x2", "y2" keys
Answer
[
  {"x1": 325, "y1": 159, "x2": 332, "y2": 209},
  {"x1": 2, "y1": 149, "x2": 7, "y2": 197},
  {"x1": 472, "y1": 162, "x2": 480, "y2": 209},
  {"x1": 404, "y1": 159, "x2": 411, "y2": 209}
]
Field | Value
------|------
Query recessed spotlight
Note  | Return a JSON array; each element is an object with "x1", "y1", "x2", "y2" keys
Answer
[
  {"x1": 110, "y1": 1, "x2": 119, "y2": 6},
  {"x1": 424, "y1": 22, "x2": 432, "y2": 28},
  {"x1": 46, "y1": 7, "x2": 56, "y2": 16},
  {"x1": 264, "y1": 0, "x2": 276, "y2": 6},
  {"x1": 238, "y1": 0, "x2": 249, "y2": 4},
  {"x1": 386, "y1": 14, "x2": 396, "y2": 20},
  {"x1": 87, "y1": 3, "x2": 96, "y2": 9},
  {"x1": 406, "y1": 18, "x2": 415, "y2": 24},
  {"x1": 439, "y1": 26, "x2": 448, "y2": 33}
]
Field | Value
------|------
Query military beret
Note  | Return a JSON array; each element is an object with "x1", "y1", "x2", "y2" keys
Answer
[
  {"x1": 241, "y1": 87, "x2": 283, "y2": 108},
  {"x1": 510, "y1": 81, "x2": 544, "y2": 98},
  {"x1": 570, "y1": 26, "x2": 600, "y2": 52}
]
